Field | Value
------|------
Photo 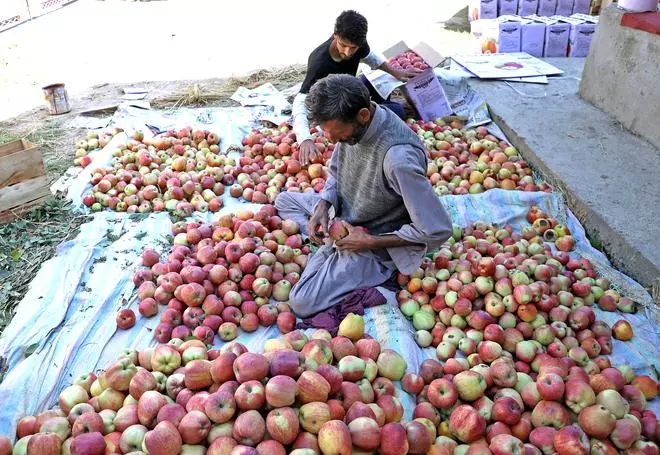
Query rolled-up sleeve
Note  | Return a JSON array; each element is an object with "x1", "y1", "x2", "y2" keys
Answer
[
  {"x1": 382, "y1": 145, "x2": 453, "y2": 274},
  {"x1": 292, "y1": 93, "x2": 313, "y2": 143}
]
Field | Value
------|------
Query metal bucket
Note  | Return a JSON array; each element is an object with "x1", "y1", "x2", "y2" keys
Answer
[{"x1": 42, "y1": 83, "x2": 71, "y2": 115}]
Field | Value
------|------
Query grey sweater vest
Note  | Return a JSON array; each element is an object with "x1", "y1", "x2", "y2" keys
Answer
[{"x1": 335, "y1": 107, "x2": 427, "y2": 235}]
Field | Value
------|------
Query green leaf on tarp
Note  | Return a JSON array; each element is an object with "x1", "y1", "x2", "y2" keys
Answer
[{"x1": 24, "y1": 343, "x2": 39, "y2": 358}]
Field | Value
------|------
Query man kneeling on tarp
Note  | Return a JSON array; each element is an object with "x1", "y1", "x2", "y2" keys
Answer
[{"x1": 275, "y1": 74, "x2": 453, "y2": 318}]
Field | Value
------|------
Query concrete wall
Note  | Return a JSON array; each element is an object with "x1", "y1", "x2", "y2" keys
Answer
[{"x1": 579, "y1": 5, "x2": 660, "y2": 148}]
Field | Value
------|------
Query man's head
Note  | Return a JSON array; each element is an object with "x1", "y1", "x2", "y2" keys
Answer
[
  {"x1": 306, "y1": 74, "x2": 372, "y2": 145},
  {"x1": 333, "y1": 10, "x2": 368, "y2": 60}
]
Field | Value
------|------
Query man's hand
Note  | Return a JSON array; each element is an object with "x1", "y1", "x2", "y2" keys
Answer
[
  {"x1": 307, "y1": 200, "x2": 330, "y2": 244},
  {"x1": 394, "y1": 69, "x2": 422, "y2": 82},
  {"x1": 299, "y1": 139, "x2": 318, "y2": 167},
  {"x1": 335, "y1": 221, "x2": 375, "y2": 252}
]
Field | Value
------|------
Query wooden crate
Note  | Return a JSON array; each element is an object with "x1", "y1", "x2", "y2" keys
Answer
[{"x1": 0, "y1": 139, "x2": 50, "y2": 222}]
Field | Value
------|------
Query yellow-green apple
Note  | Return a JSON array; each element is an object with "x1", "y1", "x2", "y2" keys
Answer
[
  {"x1": 552, "y1": 425, "x2": 589, "y2": 455},
  {"x1": 97, "y1": 388, "x2": 125, "y2": 412},
  {"x1": 449, "y1": 405, "x2": 486, "y2": 443},
  {"x1": 119, "y1": 424, "x2": 148, "y2": 453},
  {"x1": 299, "y1": 402, "x2": 331, "y2": 434},
  {"x1": 59, "y1": 385, "x2": 90, "y2": 415},
  {"x1": 39, "y1": 416, "x2": 71, "y2": 441},
  {"x1": 98, "y1": 409, "x2": 115, "y2": 435},
  {"x1": 356, "y1": 378, "x2": 375, "y2": 403},
  {"x1": 152, "y1": 345, "x2": 182, "y2": 375},
  {"x1": 301, "y1": 340, "x2": 333, "y2": 370},
  {"x1": 564, "y1": 379, "x2": 596, "y2": 413},
  {"x1": 530, "y1": 401, "x2": 571, "y2": 429},
  {"x1": 453, "y1": 370, "x2": 487, "y2": 401},
  {"x1": 376, "y1": 349, "x2": 406, "y2": 381},
  {"x1": 596, "y1": 390, "x2": 629, "y2": 418},
  {"x1": 363, "y1": 358, "x2": 378, "y2": 382},
  {"x1": 266, "y1": 407, "x2": 300, "y2": 445},
  {"x1": 318, "y1": 420, "x2": 352, "y2": 455},
  {"x1": 67, "y1": 403, "x2": 95, "y2": 425}
]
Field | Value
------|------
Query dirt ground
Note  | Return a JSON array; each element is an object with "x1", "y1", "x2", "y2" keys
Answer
[{"x1": 0, "y1": 0, "x2": 471, "y2": 333}]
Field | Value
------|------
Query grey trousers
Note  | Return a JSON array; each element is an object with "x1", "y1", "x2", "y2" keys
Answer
[{"x1": 274, "y1": 192, "x2": 395, "y2": 318}]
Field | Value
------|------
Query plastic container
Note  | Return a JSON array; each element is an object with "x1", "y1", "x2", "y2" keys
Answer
[{"x1": 42, "y1": 83, "x2": 71, "y2": 115}]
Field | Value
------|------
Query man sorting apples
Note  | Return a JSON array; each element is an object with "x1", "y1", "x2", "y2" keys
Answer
[
  {"x1": 276, "y1": 74, "x2": 452, "y2": 318},
  {"x1": 293, "y1": 10, "x2": 420, "y2": 166}
]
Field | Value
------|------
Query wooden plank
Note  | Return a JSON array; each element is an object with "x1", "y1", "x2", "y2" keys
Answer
[
  {"x1": 0, "y1": 195, "x2": 49, "y2": 224},
  {"x1": 0, "y1": 139, "x2": 33, "y2": 158},
  {"x1": 0, "y1": 141, "x2": 45, "y2": 189},
  {"x1": 0, "y1": 176, "x2": 50, "y2": 212}
]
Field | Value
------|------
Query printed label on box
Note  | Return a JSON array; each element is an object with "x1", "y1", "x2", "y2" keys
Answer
[
  {"x1": 521, "y1": 20, "x2": 546, "y2": 57},
  {"x1": 403, "y1": 69, "x2": 453, "y2": 121},
  {"x1": 544, "y1": 22, "x2": 571, "y2": 56}
]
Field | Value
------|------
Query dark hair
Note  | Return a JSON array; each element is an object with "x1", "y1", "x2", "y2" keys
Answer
[
  {"x1": 334, "y1": 10, "x2": 368, "y2": 47},
  {"x1": 306, "y1": 74, "x2": 371, "y2": 125}
]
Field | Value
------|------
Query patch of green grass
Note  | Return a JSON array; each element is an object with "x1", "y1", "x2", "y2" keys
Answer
[{"x1": 0, "y1": 197, "x2": 91, "y2": 334}]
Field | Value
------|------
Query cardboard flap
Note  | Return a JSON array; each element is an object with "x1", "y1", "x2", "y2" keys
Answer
[
  {"x1": 412, "y1": 41, "x2": 445, "y2": 67},
  {"x1": 382, "y1": 41, "x2": 413, "y2": 60}
]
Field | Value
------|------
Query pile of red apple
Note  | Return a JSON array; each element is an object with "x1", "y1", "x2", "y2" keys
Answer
[
  {"x1": 5, "y1": 313, "x2": 447, "y2": 454},
  {"x1": 82, "y1": 127, "x2": 231, "y2": 214},
  {"x1": 120, "y1": 204, "x2": 310, "y2": 344},
  {"x1": 527, "y1": 205, "x2": 575, "y2": 252},
  {"x1": 388, "y1": 51, "x2": 430, "y2": 72},
  {"x1": 397, "y1": 219, "x2": 637, "y2": 350},
  {"x1": 73, "y1": 128, "x2": 124, "y2": 168},
  {"x1": 231, "y1": 125, "x2": 334, "y2": 204},
  {"x1": 407, "y1": 120, "x2": 552, "y2": 195}
]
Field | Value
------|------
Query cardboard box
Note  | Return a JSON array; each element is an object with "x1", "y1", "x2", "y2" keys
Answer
[
  {"x1": 564, "y1": 16, "x2": 597, "y2": 56},
  {"x1": 468, "y1": 0, "x2": 498, "y2": 21},
  {"x1": 499, "y1": 0, "x2": 520, "y2": 15},
  {"x1": 556, "y1": 0, "x2": 575, "y2": 15},
  {"x1": 380, "y1": 41, "x2": 451, "y2": 121},
  {"x1": 572, "y1": 0, "x2": 592, "y2": 13},
  {"x1": 538, "y1": 0, "x2": 558, "y2": 15},
  {"x1": 470, "y1": 17, "x2": 522, "y2": 54},
  {"x1": 536, "y1": 16, "x2": 571, "y2": 56},
  {"x1": 518, "y1": 0, "x2": 540, "y2": 16},
  {"x1": 520, "y1": 17, "x2": 547, "y2": 57}
]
